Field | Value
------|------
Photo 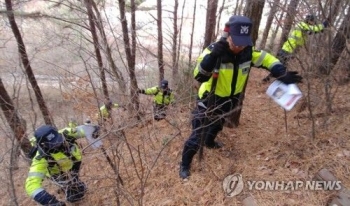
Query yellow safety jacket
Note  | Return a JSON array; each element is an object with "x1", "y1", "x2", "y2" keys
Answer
[
  {"x1": 99, "y1": 103, "x2": 119, "y2": 118},
  {"x1": 144, "y1": 87, "x2": 175, "y2": 105},
  {"x1": 282, "y1": 21, "x2": 324, "y2": 53},
  {"x1": 25, "y1": 144, "x2": 82, "y2": 198},
  {"x1": 194, "y1": 45, "x2": 282, "y2": 99}
]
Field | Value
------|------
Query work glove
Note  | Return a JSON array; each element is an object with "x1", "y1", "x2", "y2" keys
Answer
[
  {"x1": 278, "y1": 71, "x2": 303, "y2": 84},
  {"x1": 210, "y1": 40, "x2": 228, "y2": 58},
  {"x1": 137, "y1": 89, "x2": 145, "y2": 94}
]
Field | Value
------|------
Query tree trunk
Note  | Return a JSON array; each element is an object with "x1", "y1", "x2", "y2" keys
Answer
[
  {"x1": 244, "y1": 0, "x2": 265, "y2": 45},
  {"x1": 0, "y1": 78, "x2": 31, "y2": 154},
  {"x1": 203, "y1": 0, "x2": 218, "y2": 49},
  {"x1": 260, "y1": 0, "x2": 280, "y2": 49},
  {"x1": 91, "y1": 1, "x2": 127, "y2": 93},
  {"x1": 84, "y1": 0, "x2": 109, "y2": 99},
  {"x1": 5, "y1": 0, "x2": 52, "y2": 125},
  {"x1": 238, "y1": 0, "x2": 245, "y2": 15},
  {"x1": 157, "y1": 0, "x2": 165, "y2": 81},
  {"x1": 215, "y1": 0, "x2": 226, "y2": 38},
  {"x1": 269, "y1": 0, "x2": 288, "y2": 53},
  {"x1": 172, "y1": 0, "x2": 179, "y2": 79},
  {"x1": 234, "y1": 0, "x2": 240, "y2": 15},
  {"x1": 118, "y1": 0, "x2": 140, "y2": 114},
  {"x1": 277, "y1": 0, "x2": 300, "y2": 50},
  {"x1": 188, "y1": 0, "x2": 197, "y2": 67},
  {"x1": 224, "y1": 0, "x2": 265, "y2": 128},
  {"x1": 319, "y1": 5, "x2": 350, "y2": 75},
  {"x1": 326, "y1": 0, "x2": 342, "y2": 23},
  {"x1": 176, "y1": 0, "x2": 186, "y2": 80}
]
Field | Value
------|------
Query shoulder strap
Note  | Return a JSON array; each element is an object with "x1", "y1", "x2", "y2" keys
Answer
[{"x1": 34, "y1": 147, "x2": 56, "y2": 168}]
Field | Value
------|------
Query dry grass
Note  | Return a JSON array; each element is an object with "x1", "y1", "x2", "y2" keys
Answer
[{"x1": 1, "y1": 68, "x2": 350, "y2": 206}]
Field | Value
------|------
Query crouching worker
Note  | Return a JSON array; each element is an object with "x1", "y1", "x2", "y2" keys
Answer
[
  {"x1": 26, "y1": 125, "x2": 87, "y2": 205},
  {"x1": 98, "y1": 99, "x2": 119, "y2": 125},
  {"x1": 138, "y1": 79, "x2": 175, "y2": 120}
]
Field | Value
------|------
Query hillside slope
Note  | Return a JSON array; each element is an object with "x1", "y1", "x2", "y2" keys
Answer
[{"x1": 5, "y1": 68, "x2": 350, "y2": 206}]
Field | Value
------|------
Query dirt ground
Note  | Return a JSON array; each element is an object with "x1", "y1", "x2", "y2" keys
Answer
[{"x1": 1, "y1": 68, "x2": 350, "y2": 206}]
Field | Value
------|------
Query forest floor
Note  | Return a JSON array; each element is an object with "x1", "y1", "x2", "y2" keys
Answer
[{"x1": 1, "y1": 68, "x2": 350, "y2": 206}]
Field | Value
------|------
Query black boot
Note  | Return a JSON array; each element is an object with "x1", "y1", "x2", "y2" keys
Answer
[
  {"x1": 179, "y1": 163, "x2": 190, "y2": 179},
  {"x1": 180, "y1": 144, "x2": 197, "y2": 179}
]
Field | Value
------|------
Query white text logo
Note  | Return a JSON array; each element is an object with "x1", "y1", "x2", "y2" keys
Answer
[
  {"x1": 240, "y1": 26, "x2": 249, "y2": 34},
  {"x1": 46, "y1": 133, "x2": 55, "y2": 140},
  {"x1": 223, "y1": 174, "x2": 342, "y2": 197},
  {"x1": 222, "y1": 174, "x2": 244, "y2": 197}
]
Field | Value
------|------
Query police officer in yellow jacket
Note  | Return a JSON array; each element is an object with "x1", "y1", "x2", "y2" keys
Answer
[
  {"x1": 262, "y1": 14, "x2": 328, "y2": 82},
  {"x1": 99, "y1": 100, "x2": 119, "y2": 120},
  {"x1": 138, "y1": 79, "x2": 175, "y2": 120},
  {"x1": 179, "y1": 15, "x2": 302, "y2": 179},
  {"x1": 25, "y1": 125, "x2": 87, "y2": 205}
]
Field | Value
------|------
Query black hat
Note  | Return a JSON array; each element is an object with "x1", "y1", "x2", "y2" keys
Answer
[
  {"x1": 160, "y1": 80, "x2": 168, "y2": 89},
  {"x1": 34, "y1": 125, "x2": 64, "y2": 150},
  {"x1": 227, "y1": 15, "x2": 253, "y2": 46},
  {"x1": 305, "y1": 14, "x2": 315, "y2": 22}
]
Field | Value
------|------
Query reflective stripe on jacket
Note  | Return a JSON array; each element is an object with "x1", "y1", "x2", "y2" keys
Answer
[
  {"x1": 144, "y1": 86, "x2": 175, "y2": 105},
  {"x1": 194, "y1": 45, "x2": 282, "y2": 99},
  {"x1": 282, "y1": 22, "x2": 324, "y2": 53},
  {"x1": 25, "y1": 144, "x2": 82, "y2": 197}
]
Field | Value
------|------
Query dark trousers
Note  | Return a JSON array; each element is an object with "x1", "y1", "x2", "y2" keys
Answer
[
  {"x1": 154, "y1": 104, "x2": 167, "y2": 120},
  {"x1": 181, "y1": 96, "x2": 239, "y2": 168},
  {"x1": 51, "y1": 170, "x2": 87, "y2": 203}
]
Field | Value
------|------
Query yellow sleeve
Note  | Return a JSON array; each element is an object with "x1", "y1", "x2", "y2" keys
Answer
[
  {"x1": 252, "y1": 48, "x2": 282, "y2": 71},
  {"x1": 297, "y1": 22, "x2": 324, "y2": 32},
  {"x1": 25, "y1": 156, "x2": 48, "y2": 198},
  {"x1": 145, "y1": 87, "x2": 159, "y2": 95}
]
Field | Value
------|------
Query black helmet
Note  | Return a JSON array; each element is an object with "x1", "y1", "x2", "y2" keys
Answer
[
  {"x1": 160, "y1": 79, "x2": 168, "y2": 89},
  {"x1": 305, "y1": 14, "x2": 315, "y2": 22},
  {"x1": 34, "y1": 125, "x2": 64, "y2": 150}
]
